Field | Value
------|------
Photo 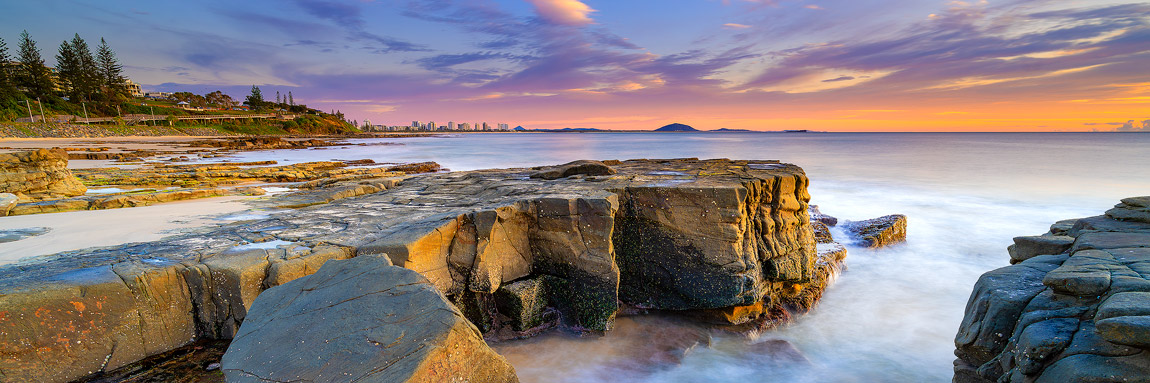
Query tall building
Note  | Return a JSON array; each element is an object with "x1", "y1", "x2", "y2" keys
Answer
[
  {"x1": 428, "y1": 121, "x2": 437, "y2": 130},
  {"x1": 447, "y1": 121, "x2": 455, "y2": 130},
  {"x1": 482, "y1": 122, "x2": 490, "y2": 131},
  {"x1": 459, "y1": 122, "x2": 470, "y2": 130},
  {"x1": 412, "y1": 121, "x2": 420, "y2": 129}
]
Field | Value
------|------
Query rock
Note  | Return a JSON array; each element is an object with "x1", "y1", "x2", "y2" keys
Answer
[
  {"x1": 0, "y1": 226, "x2": 50, "y2": 243},
  {"x1": 746, "y1": 339, "x2": 810, "y2": 364},
  {"x1": 1096, "y1": 292, "x2": 1150, "y2": 320},
  {"x1": 530, "y1": 160, "x2": 616, "y2": 180},
  {"x1": 1008, "y1": 235, "x2": 1074, "y2": 264},
  {"x1": 1095, "y1": 316, "x2": 1150, "y2": 348},
  {"x1": 0, "y1": 158, "x2": 846, "y2": 382},
  {"x1": 0, "y1": 192, "x2": 17, "y2": 216},
  {"x1": 1106, "y1": 196, "x2": 1150, "y2": 223},
  {"x1": 494, "y1": 277, "x2": 552, "y2": 332},
  {"x1": 808, "y1": 204, "x2": 838, "y2": 226},
  {"x1": 842, "y1": 214, "x2": 907, "y2": 248},
  {"x1": 953, "y1": 198, "x2": 1150, "y2": 383},
  {"x1": 811, "y1": 220, "x2": 834, "y2": 243},
  {"x1": 221, "y1": 255, "x2": 518, "y2": 383},
  {"x1": 0, "y1": 149, "x2": 87, "y2": 201}
]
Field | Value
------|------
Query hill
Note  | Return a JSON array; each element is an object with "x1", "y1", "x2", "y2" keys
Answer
[{"x1": 655, "y1": 123, "x2": 698, "y2": 132}]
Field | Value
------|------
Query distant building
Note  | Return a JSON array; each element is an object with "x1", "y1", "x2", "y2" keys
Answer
[
  {"x1": 482, "y1": 122, "x2": 490, "y2": 131},
  {"x1": 412, "y1": 120, "x2": 420, "y2": 129},
  {"x1": 124, "y1": 79, "x2": 143, "y2": 97},
  {"x1": 145, "y1": 91, "x2": 173, "y2": 99},
  {"x1": 447, "y1": 121, "x2": 455, "y2": 130},
  {"x1": 428, "y1": 121, "x2": 437, "y2": 130},
  {"x1": 459, "y1": 122, "x2": 470, "y2": 131}
]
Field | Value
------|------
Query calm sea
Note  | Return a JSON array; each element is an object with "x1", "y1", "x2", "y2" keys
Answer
[{"x1": 216, "y1": 132, "x2": 1150, "y2": 382}]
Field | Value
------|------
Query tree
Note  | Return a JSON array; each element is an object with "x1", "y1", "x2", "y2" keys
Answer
[
  {"x1": 55, "y1": 35, "x2": 97, "y2": 101},
  {"x1": 95, "y1": 38, "x2": 126, "y2": 99},
  {"x1": 71, "y1": 34, "x2": 98, "y2": 101},
  {"x1": 275, "y1": 91, "x2": 281, "y2": 105},
  {"x1": 0, "y1": 37, "x2": 18, "y2": 100},
  {"x1": 206, "y1": 90, "x2": 235, "y2": 109},
  {"x1": 245, "y1": 85, "x2": 264, "y2": 110},
  {"x1": 16, "y1": 30, "x2": 54, "y2": 99},
  {"x1": 288, "y1": 91, "x2": 294, "y2": 106}
]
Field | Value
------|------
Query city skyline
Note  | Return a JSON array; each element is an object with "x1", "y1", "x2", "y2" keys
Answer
[{"x1": 3, "y1": 0, "x2": 1148, "y2": 131}]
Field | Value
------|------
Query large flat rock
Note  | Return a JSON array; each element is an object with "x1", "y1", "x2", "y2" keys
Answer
[
  {"x1": 221, "y1": 255, "x2": 518, "y2": 383},
  {"x1": 0, "y1": 158, "x2": 839, "y2": 382}
]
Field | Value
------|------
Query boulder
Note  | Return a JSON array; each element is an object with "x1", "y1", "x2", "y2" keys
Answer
[
  {"x1": 811, "y1": 221, "x2": 834, "y2": 243},
  {"x1": 494, "y1": 277, "x2": 552, "y2": 332},
  {"x1": 0, "y1": 149, "x2": 86, "y2": 201},
  {"x1": 842, "y1": 214, "x2": 907, "y2": 248},
  {"x1": 221, "y1": 255, "x2": 518, "y2": 383},
  {"x1": 1008, "y1": 235, "x2": 1074, "y2": 264},
  {"x1": 530, "y1": 160, "x2": 616, "y2": 180}
]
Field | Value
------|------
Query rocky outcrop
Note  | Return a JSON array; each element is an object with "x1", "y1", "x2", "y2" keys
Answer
[
  {"x1": 0, "y1": 149, "x2": 86, "y2": 201},
  {"x1": 953, "y1": 197, "x2": 1150, "y2": 383},
  {"x1": 0, "y1": 193, "x2": 16, "y2": 216},
  {"x1": 222, "y1": 255, "x2": 519, "y2": 383},
  {"x1": 842, "y1": 214, "x2": 907, "y2": 248},
  {"x1": 0, "y1": 159, "x2": 843, "y2": 382}
]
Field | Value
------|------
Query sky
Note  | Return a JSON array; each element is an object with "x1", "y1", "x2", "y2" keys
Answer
[{"x1": 2, "y1": 0, "x2": 1148, "y2": 131}]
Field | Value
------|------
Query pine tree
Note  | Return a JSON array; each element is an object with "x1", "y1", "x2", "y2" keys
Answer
[
  {"x1": 16, "y1": 30, "x2": 54, "y2": 99},
  {"x1": 288, "y1": 91, "x2": 294, "y2": 106},
  {"x1": 0, "y1": 36, "x2": 19, "y2": 99},
  {"x1": 70, "y1": 34, "x2": 98, "y2": 101},
  {"x1": 246, "y1": 85, "x2": 264, "y2": 110},
  {"x1": 96, "y1": 38, "x2": 126, "y2": 99},
  {"x1": 275, "y1": 91, "x2": 281, "y2": 105},
  {"x1": 55, "y1": 39, "x2": 78, "y2": 100}
]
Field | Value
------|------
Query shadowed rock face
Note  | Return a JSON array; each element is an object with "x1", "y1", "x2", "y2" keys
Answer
[
  {"x1": 954, "y1": 196, "x2": 1150, "y2": 383},
  {"x1": 0, "y1": 158, "x2": 841, "y2": 382},
  {"x1": 0, "y1": 149, "x2": 86, "y2": 201}
]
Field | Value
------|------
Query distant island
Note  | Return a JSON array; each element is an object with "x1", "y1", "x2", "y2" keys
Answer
[{"x1": 654, "y1": 123, "x2": 698, "y2": 132}]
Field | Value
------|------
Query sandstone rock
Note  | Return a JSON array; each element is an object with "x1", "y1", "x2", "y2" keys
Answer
[
  {"x1": 530, "y1": 160, "x2": 616, "y2": 180},
  {"x1": 842, "y1": 214, "x2": 906, "y2": 248},
  {"x1": 221, "y1": 255, "x2": 519, "y2": 383},
  {"x1": 0, "y1": 148, "x2": 86, "y2": 201},
  {"x1": 811, "y1": 220, "x2": 834, "y2": 243},
  {"x1": 0, "y1": 158, "x2": 844, "y2": 382},
  {"x1": 1007, "y1": 235, "x2": 1074, "y2": 264}
]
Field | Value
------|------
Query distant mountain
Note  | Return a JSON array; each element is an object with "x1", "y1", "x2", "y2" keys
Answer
[
  {"x1": 711, "y1": 128, "x2": 750, "y2": 132},
  {"x1": 655, "y1": 123, "x2": 698, "y2": 132},
  {"x1": 513, "y1": 126, "x2": 526, "y2": 131}
]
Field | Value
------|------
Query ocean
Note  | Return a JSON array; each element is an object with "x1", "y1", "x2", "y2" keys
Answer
[{"x1": 211, "y1": 132, "x2": 1150, "y2": 382}]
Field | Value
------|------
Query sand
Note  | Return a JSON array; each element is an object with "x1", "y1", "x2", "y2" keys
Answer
[{"x1": 0, "y1": 195, "x2": 260, "y2": 265}]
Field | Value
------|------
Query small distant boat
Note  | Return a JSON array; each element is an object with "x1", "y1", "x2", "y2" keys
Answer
[{"x1": 782, "y1": 129, "x2": 809, "y2": 133}]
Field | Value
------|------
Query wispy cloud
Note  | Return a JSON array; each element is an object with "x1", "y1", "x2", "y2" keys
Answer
[{"x1": 724, "y1": 23, "x2": 752, "y2": 30}]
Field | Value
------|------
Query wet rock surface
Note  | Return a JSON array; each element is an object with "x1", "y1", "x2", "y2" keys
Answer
[
  {"x1": 842, "y1": 214, "x2": 907, "y2": 248},
  {"x1": 0, "y1": 158, "x2": 844, "y2": 382},
  {"x1": 954, "y1": 196, "x2": 1150, "y2": 383}
]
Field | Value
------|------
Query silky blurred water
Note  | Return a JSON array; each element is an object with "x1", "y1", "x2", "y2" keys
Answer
[{"x1": 210, "y1": 132, "x2": 1150, "y2": 382}]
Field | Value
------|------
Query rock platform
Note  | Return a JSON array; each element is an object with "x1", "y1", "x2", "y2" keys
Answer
[
  {"x1": 0, "y1": 158, "x2": 842, "y2": 382},
  {"x1": 954, "y1": 196, "x2": 1150, "y2": 382}
]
